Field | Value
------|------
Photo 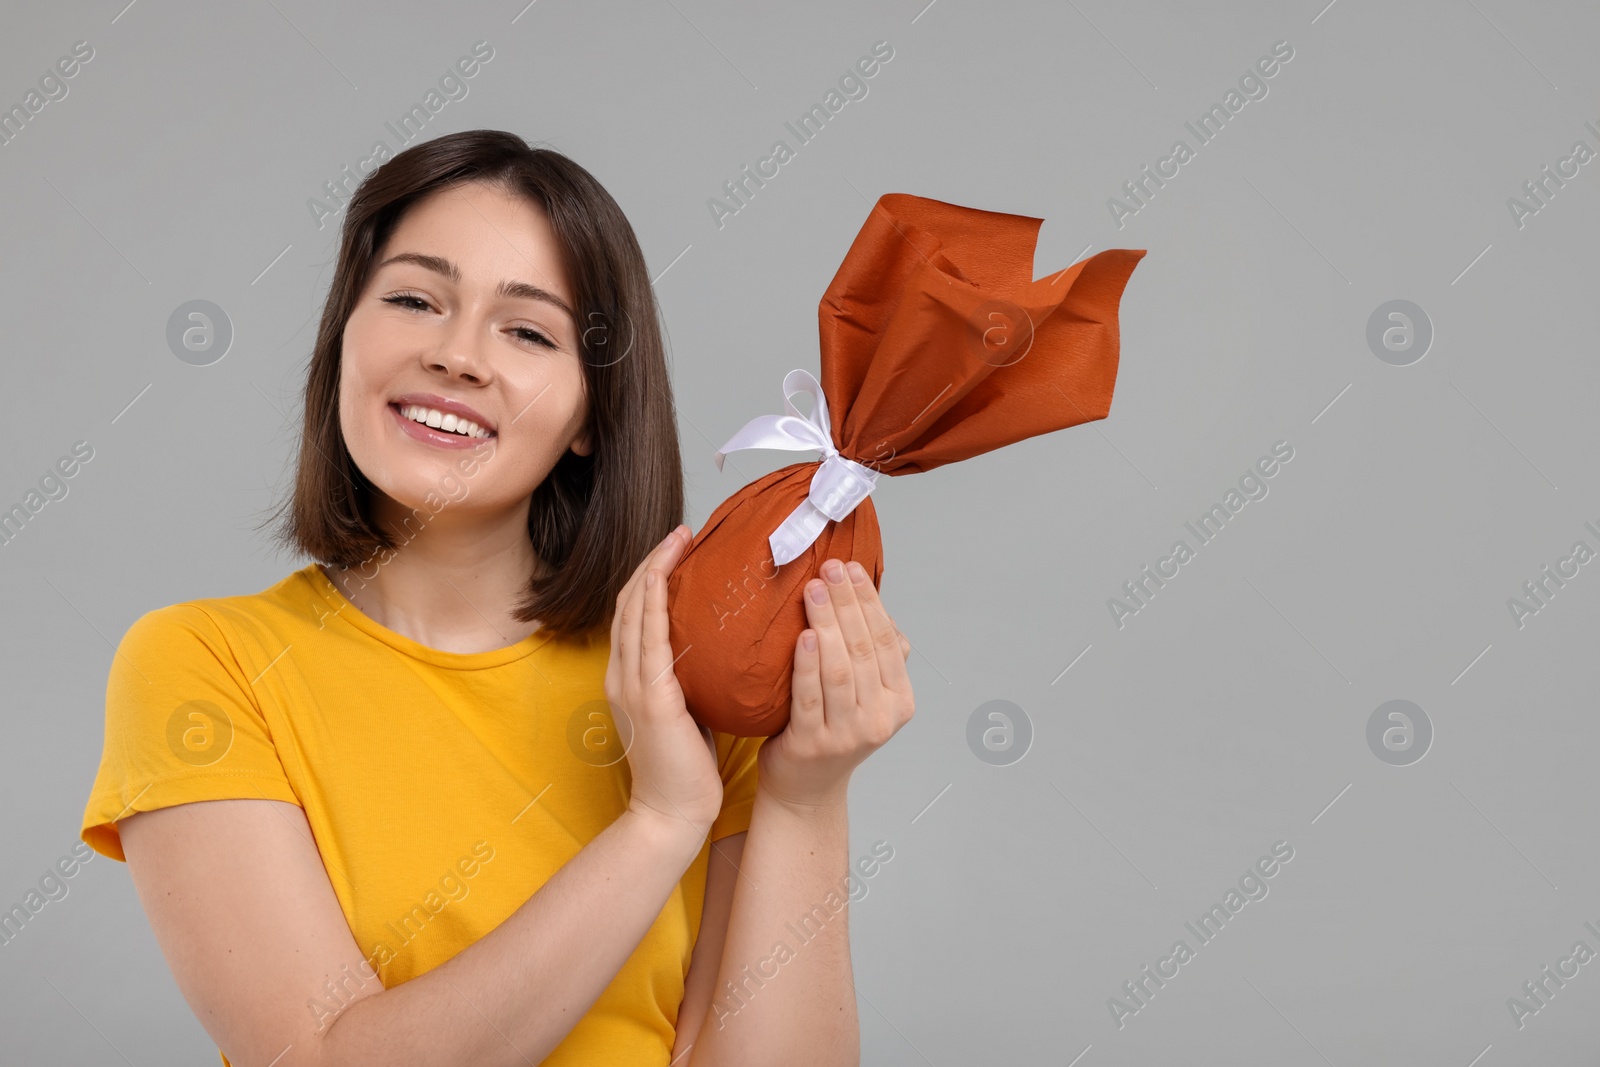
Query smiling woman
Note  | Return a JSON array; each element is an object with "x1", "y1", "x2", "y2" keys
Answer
[
  {"x1": 78, "y1": 131, "x2": 782, "y2": 1067},
  {"x1": 284, "y1": 137, "x2": 677, "y2": 638}
]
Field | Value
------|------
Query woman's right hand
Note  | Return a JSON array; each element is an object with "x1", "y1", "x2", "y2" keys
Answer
[{"x1": 605, "y1": 524, "x2": 725, "y2": 837}]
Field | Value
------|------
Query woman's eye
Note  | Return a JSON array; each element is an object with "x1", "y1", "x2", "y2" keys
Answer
[
  {"x1": 380, "y1": 294, "x2": 430, "y2": 311},
  {"x1": 514, "y1": 327, "x2": 557, "y2": 349}
]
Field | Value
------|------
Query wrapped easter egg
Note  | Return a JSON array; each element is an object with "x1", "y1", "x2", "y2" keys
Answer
[{"x1": 668, "y1": 192, "x2": 1145, "y2": 736}]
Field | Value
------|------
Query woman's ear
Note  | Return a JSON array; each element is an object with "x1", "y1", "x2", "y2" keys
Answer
[
  {"x1": 570, "y1": 381, "x2": 594, "y2": 456},
  {"x1": 570, "y1": 424, "x2": 593, "y2": 457}
]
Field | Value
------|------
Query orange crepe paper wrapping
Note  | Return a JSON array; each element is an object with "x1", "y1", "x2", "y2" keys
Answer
[{"x1": 667, "y1": 193, "x2": 1145, "y2": 736}]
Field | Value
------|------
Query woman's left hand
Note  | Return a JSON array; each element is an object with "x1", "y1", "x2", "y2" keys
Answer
[{"x1": 757, "y1": 557, "x2": 915, "y2": 812}]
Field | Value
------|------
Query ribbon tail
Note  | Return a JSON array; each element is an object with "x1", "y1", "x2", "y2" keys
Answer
[{"x1": 768, "y1": 498, "x2": 833, "y2": 567}]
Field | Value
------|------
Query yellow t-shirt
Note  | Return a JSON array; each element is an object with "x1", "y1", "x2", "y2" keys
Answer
[{"x1": 80, "y1": 563, "x2": 762, "y2": 1066}]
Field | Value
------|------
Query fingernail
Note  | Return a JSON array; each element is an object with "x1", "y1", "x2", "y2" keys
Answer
[
  {"x1": 823, "y1": 559, "x2": 845, "y2": 584},
  {"x1": 807, "y1": 580, "x2": 828, "y2": 604},
  {"x1": 846, "y1": 560, "x2": 867, "y2": 585},
  {"x1": 801, "y1": 630, "x2": 817, "y2": 652}
]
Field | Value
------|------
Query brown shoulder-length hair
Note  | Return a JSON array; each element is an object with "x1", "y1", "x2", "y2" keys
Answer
[{"x1": 264, "y1": 129, "x2": 683, "y2": 639}]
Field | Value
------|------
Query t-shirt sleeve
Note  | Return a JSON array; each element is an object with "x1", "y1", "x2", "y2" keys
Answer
[
  {"x1": 80, "y1": 604, "x2": 300, "y2": 863},
  {"x1": 707, "y1": 733, "x2": 764, "y2": 843}
]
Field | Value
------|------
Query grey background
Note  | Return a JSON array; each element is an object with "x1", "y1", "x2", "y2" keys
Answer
[{"x1": 2, "y1": 0, "x2": 1597, "y2": 1063}]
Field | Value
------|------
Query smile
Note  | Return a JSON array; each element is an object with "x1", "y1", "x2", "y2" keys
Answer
[
  {"x1": 389, "y1": 403, "x2": 495, "y2": 450},
  {"x1": 396, "y1": 403, "x2": 492, "y2": 439}
]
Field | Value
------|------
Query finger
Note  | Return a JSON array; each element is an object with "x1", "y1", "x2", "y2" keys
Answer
[
  {"x1": 617, "y1": 553, "x2": 650, "y2": 687},
  {"x1": 803, "y1": 574, "x2": 855, "y2": 722},
  {"x1": 612, "y1": 529, "x2": 660, "y2": 658},
  {"x1": 639, "y1": 551, "x2": 680, "y2": 696},
  {"x1": 616, "y1": 573, "x2": 639, "y2": 692},
  {"x1": 845, "y1": 560, "x2": 912, "y2": 692},
  {"x1": 619, "y1": 526, "x2": 686, "y2": 688},
  {"x1": 624, "y1": 525, "x2": 689, "y2": 605},
  {"x1": 822, "y1": 558, "x2": 882, "y2": 699},
  {"x1": 789, "y1": 627, "x2": 824, "y2": 733}
]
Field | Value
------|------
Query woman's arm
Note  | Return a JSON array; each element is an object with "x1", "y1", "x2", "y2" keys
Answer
[
  {"x1": 672, "y1": 831, "x2": 746, "y2": 1060},
  {"x1": 680, "y1": 788, "x2": 857, "y2": 1067},
  {"x1": 678, "y1": 557, "x2": 917, "y2": 1066},
  {"x1": 120, "y1": 794, "x2": 708, "y2": 1067}
]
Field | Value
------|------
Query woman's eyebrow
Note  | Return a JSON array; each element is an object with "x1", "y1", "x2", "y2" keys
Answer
[{"x1": 376, "y1": 251, "x2": 575, "y2": 320}]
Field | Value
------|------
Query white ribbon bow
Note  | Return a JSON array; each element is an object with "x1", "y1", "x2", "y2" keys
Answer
[{"x1": 714, "y1": 368, "x2": 881, "y2": 567}]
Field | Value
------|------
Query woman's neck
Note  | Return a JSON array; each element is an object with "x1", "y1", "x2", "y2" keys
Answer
[{"x1": 326, "y1": 501, "x2": 548, "y2": 654}]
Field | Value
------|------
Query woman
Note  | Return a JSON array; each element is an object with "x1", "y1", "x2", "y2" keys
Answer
[{"x1": 80, "y1": 129, "x2": 915, "y2": 1066}]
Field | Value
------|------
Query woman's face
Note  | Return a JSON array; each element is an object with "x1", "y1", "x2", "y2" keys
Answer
[{"x1": 338, "y1": 180, "x2": 592, "y2": 524}]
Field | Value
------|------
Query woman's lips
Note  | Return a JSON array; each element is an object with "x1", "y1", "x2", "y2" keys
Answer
[{"x1": 389, "y1": 403, "x2": 490, "y2": 450}]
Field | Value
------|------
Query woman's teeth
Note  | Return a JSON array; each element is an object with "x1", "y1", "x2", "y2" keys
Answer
[{"x1": 399, "y1": 404, "x2": 492, "y2": 439}]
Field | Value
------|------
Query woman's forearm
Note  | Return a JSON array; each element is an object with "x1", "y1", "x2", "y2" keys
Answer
[
  {"x1": 687, "y1": 787, "x2": 859, "y2": 1067},
  {"x1": 317, "y1": 807, "x2": 707, "y2": 1067}
]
